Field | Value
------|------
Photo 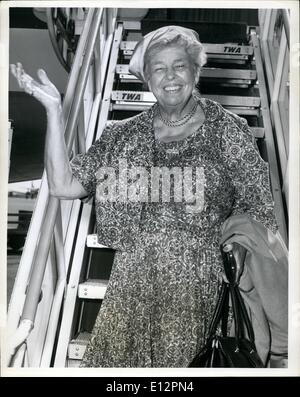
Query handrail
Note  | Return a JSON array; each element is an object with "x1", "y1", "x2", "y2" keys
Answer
[
  {"x1": 271, "y1": 28, "x2": 288, "y2": 181},
  {"x1": 8, "y1": 121, "x2": 13, "y2": 173},
  {"x1": 258, "y1": 8, "x2": 290, "y2": 217},
  {"x1": 22, "y1": 6, "x2": 103, "y2": 323},
  {"x1": 7, "y1": 8, "x2": 95, "y2": 339},
  {"x1": 8, "y1": 8, "x2": 104, "y2": 365},
  {"x1": 282, "y1": 9, "x2": 290, "y2": 50},
  {"x1": 40, "y1": 206, "x2": 66, "y2": 367},
  {"x1": 251, "y1": 31, "x2": 288, "y2": 243},
  {"x1": 261, "y1": 9, "x2": 274, "y2": 95}
]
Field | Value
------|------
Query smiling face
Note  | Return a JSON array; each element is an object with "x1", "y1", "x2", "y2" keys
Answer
[{"x1": 145, "y1": 45, "x2": 200, "y2": 113}]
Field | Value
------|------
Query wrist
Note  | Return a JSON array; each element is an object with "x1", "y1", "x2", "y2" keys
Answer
[{"x1": 46, "y1": 101, "x2": 62, "y2": 117}]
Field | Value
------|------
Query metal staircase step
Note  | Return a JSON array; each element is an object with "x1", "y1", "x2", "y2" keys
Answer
[
  {"x1": 123, "y1": 51, "x2": 251, "y2": 62},
  {"x1": 111, "y1": 102, "x2": 260, "y2": 116},
  {"x1": 250, "y1": 127, "x2": 265, "y2": 138},
  {"x1": 221, "y1": 107, "x2": 260, "y2": 116},
  {"x1": 86, "y1": 233, "x2": 108, "y2": 248},
  {"x1": 111, "y1": 90, "x2": 261, "y2": 108},
  {"x1": 116, "y1": 64, "x2": 257, "y2": 83},
  {"x1": 121, "y1": 40, "x2": 253, "y2": 63},
  {"x1": 118, "y1": 76, "x2": 253, "y2": 86},
  {"x1": 68, "y1": 331, "x2": 91, "y2": 361},
  {"x1": 122, "y1": 21, "x2": 141, "y2": 30},
  {"x1": 201, "y1": 54, "x2": 250, "y2": 61},
  {"x1": 120, "y1": 41, "x2": 254, "y2": 56},
  {"x1": 78, "y1": 279, "x2": 108, "y2": 300}
]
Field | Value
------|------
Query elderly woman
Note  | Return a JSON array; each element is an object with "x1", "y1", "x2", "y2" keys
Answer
[{"x1": 11, "y1": 26, "x2": 288, "y2": 368}]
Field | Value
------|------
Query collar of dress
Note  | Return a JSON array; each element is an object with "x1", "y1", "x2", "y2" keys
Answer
[{"x1": 128, "y1": 96, "x2": 217, "y2": 166}]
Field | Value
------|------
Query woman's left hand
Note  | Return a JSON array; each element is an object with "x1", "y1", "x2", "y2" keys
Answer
[
  {"x1": 221, "y1": 242, "x2": 247, "y2": 284},
  {"x1": 10, "y1": 63, "x2": 62, "y2": 111}
]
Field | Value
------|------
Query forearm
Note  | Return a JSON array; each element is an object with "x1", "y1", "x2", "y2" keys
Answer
[
  {"x1": 45, "y1": 104, "x2": 87, "y2": 199},
  {"x1": 10, "y1": 63, "x2": 88, "y2": 199}
]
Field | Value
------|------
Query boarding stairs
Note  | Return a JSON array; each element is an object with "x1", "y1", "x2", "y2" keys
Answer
[{"x1": 7, "y1": 9, "x2": 289, "y2": 368}]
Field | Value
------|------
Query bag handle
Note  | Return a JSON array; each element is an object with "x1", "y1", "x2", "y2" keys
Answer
[
  {"x1": 207, "y1": 282, "x2": 229, "y2": 337},
  {"x1": 205, "y1": 248, "x2": 256, "y2": 346},
  {"x1": 221, "y1": 248, "x2": 256, "y2": 344},
  {"x1": 234, "y1": 285, "x2": 255, "y2": 343}
]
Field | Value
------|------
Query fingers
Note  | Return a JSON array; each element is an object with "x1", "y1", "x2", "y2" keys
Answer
[
  {"x1": 37, "y1": 68, "x2": 60, "y2": 99},
  {"x1": 218, "y1": 272, "x2": 229, "y2": 284},
  {"x1": 37, "y1": 69, "x2": 52, "y2": 86},
  {"x1": 10, "y1": 64, "x2": 17, "y2": 78},
  {"x1": 222, "y1": 273, "x2": 229, "y2": 283},
  {"x1": 10, "y1": 62, "x2": 35, "y2": 94},
  {"x1": 222, "y1": 243, "x2": 233, "y2": 253},
  {"x1": 10, "y1": 63, "x2": 61, "y2": 109},
  {"x1": 15, "y1": 62, "x2": 22, "y2": 83},
  {"x1": 11, "y1": 63, "x2": 54, "y2": 91},
  {"x1": 10, "y1": 63, "x2": 21, "y2": 84},
  {"x1": 16, "y1": 62, "x2": 32, "y2": 85}
]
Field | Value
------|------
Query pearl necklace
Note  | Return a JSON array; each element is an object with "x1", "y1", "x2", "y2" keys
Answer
[{"x1": 156, "y1": 101, "x2": 198, "y2": 128}]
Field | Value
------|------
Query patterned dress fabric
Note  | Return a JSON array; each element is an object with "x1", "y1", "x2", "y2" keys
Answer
[{"x1": 70, "y1": 97, "x2": 278, "y2": 367}]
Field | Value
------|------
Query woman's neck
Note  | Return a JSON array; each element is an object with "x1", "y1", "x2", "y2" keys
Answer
[
  {"x1": 153, "y1": 97, "x2": 206, "y2": 143},
  {"x1": 158, "y1": 95, "x2": 196, "y2": 121}
]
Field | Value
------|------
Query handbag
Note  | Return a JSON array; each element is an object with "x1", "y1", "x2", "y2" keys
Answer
[{"x1": 189, "y1": 248, "x2": 264, "y2": 367}]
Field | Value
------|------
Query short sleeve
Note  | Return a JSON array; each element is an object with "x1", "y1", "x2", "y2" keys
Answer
[
  {"x1": 221, "y1": 113, "x2": 279, "y2": 234},
  {"x1": 70, "y1": 124, "x2": 115, "y2": 200}
]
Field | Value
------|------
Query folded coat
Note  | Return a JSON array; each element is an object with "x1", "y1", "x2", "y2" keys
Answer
[{"x1": 220, "y1": 214, "x2": 288, "y2": 364}]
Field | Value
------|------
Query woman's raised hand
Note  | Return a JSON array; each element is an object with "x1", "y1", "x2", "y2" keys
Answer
[
  {"x1": 10, "y1": 62, "x2": 62, "y2": 111},
  {"x1": 10, "y1": 63, "x2": 88, "y2": 200}
]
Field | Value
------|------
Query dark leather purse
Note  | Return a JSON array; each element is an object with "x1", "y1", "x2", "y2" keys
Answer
[{"x1": 189, "y1": 249, "x2": 264, "y2": 368}]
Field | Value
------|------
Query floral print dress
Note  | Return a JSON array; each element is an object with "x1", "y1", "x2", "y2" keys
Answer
[{"x1": 70, "y1": 97, "x2": 278, "y2": 367}]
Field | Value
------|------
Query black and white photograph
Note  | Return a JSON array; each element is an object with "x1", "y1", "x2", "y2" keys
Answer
[{"x1": 0, "y1": 0, "x2": 299, "y2": 377}]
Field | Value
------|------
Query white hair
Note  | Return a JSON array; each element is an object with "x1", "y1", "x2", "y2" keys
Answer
[{"x1": 144, "y1": 33, "x2": 207, "y2": 81}]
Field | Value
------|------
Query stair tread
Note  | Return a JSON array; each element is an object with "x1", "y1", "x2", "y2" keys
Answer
[
  {"x1": 86, "y1": 234, "x2": 108, "y2": 248},
  {"x1": 116, "y1": 64, "x2": 257, "y2": 80},
  {"x1": 112, "y1": 102, "x2": 260, "y2": 116},
  {"x1": 79, "y1": 278, "x2": 109, "y2": 287},
  {"x1": 70, "y1": 331, "x2": 91, "y2": 344},
  {"x1": 121, "y1": 41, "x2": 253, "y2": 55},
  {"x1": 78, "y1": 278, "x2": 108, "y2": 300},
  {"x1": 68, "y1": 332, "x2": 91, "y2": 361},
  {"x1": 112, "y1": 91, "x2": 261, "y2": 107}
]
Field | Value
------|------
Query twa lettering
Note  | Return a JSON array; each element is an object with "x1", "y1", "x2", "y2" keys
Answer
[
  {"x1": 122, "y1": 92, "x2": 141, "y2": 101},
  {"x1": 224, "y1": 46, "x2": 242, "y2": 53}
]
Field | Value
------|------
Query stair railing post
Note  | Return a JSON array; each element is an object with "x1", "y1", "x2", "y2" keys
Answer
[{"x1": 282, "y1": 9, "x2": 290, "y2": 50}]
